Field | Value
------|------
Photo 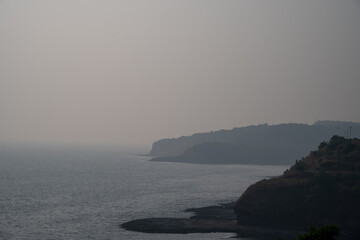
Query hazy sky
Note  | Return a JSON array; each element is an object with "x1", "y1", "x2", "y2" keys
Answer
[{"x1": 1, "y1": 0, "x2": 360, "y2": 147}]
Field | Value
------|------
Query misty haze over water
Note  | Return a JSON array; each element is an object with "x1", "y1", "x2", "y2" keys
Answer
[
  {"x1": 1, "y1": 0, "x2": 360, "y2": 239},
  {"x1": 1, "y1": 0, "x2": 360, "y2": 147}
]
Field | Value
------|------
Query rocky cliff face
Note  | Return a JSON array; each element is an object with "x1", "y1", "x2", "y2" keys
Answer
[{"x1": 235, "y1": 136, "x2": 360, "y2": 238}]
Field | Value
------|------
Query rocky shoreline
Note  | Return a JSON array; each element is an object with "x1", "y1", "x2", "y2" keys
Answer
[
  {"x1": 120, "y1": 203, "x2": 303, "y2": 239},
  {"x1": 122, "y1": 137, "x2": 360, "y2": 239}
]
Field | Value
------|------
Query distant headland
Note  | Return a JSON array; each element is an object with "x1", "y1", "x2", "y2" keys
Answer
[{"x1": 149, "y1": 121, "x2": 360, "y2": 165}]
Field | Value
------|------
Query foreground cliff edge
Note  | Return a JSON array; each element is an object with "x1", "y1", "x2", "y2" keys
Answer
[
  {"x1": 235, "y1": 136, "x2": 360, "y2": 239},
  {"x1": 122, "y1": 136, "x2": 360, "y2": 239}
]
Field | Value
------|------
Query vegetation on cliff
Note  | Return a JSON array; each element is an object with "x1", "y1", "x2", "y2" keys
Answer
[
  {"x1": 235, "y1": 136, "x2": 360, "y2": 239},
  {"x1": 297, "y1": 224, "x2": 339, "y2": 240}
]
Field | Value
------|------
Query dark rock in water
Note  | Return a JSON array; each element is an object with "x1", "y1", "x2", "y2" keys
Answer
[
  {"x1": 235, "y1": 136, "x2": 360, "y2": 239},
  {"x1": 121, "y1": 217, "x2": 238, "y2": 234},
  {"x1": 121, "y1": 203, "x2": 302, "y2": 239},
  {"x1": 121, "y1": 204, "x2": 237, "y2": 234}
]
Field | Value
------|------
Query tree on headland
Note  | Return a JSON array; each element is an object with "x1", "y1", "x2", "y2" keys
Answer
[{"x1": 297, "y1": 225, "x2": 339, "y2": 240}]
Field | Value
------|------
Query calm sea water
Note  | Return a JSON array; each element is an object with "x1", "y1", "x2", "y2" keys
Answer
[{"x1": 0, "y1": 146, "x2": 288, "y2": 240}]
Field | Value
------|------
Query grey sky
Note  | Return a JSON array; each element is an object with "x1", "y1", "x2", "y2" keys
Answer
[{"x1": 1, "y1": 0, "x2": 360, "y2": 147}]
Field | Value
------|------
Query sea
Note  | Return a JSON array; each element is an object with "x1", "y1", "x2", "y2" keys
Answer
[{"x1": 0, "y1": 145, "x2": 289, "y2": 240}]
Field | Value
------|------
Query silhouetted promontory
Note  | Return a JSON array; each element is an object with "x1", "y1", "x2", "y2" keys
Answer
[
  {"x1": 235, "y1": 136, "x2": 360, "y2": 239},
  {"x1": 150, "y1": 121, "x2": 360, "y2": 165}
]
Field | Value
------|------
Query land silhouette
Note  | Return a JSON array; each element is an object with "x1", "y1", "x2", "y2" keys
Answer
[
  {"x1": 235, "y1": 136, "x2": 360, "y2": 239},
  {"x1": 123, "y1": 135, "x2": 360, "y2": 239},
  {"x1": 150, "y1": 121, "x2": 360, "y2": 165}
]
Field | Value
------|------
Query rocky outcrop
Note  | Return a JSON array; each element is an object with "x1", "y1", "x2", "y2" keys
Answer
[
  {"x1": 121, "y1": 204, "x2": 302, "y2": 239},
  {"x1": 121, "y1": 204, "x2": 237, "y2": 234},
  {"x1": 235, "y1": 136, "x2": 360, "y2": 239}
]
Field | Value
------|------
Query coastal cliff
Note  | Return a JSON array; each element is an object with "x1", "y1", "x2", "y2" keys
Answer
[
  {"x1": 235, "y1": 136, "x2": 360, "y2": 238},
  {"x1": 149, "y1": 121, "x2": 360, "y2": 165}
]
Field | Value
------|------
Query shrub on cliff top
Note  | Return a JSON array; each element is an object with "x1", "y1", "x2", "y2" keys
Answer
[
  {"x1": 328, "y1": 135, "x2": 346, "y2": 150},
  {"x1": 297, "y1": 224, "x2": 339, "y2": 240}
]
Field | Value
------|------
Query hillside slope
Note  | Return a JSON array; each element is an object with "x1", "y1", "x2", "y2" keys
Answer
[{"x1": 234, "y1": 136, "x2": 360, "y2": 239}]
